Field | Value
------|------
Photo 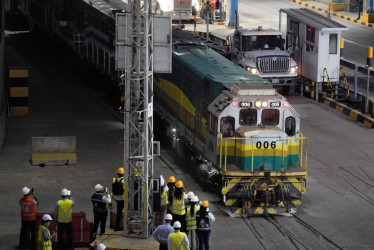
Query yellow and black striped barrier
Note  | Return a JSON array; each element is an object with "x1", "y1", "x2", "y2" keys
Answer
[
  {"x1": 367, "y1": 46, "x2": 373, "y2": 69},
  {"x1": 8, "y1": 66, "x2": 29, "y2": 116},
  {"x1": 340, "y1": 37, "x2": 344, "y2": 59},
  {"x1": 322, "y1": 96, "x2": 374, "y2": 128},
  {"x1": 289, "y1": 0, "x2": 374, "y2": 29}
]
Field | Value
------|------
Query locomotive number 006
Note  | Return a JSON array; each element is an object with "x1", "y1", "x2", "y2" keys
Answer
[{"x1": 256, "y1": 141, "x2": 276, "y2": 149}]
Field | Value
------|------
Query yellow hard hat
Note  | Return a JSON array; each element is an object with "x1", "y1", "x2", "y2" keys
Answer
[
  {"x1": 168, "y1": 176, "x2": 176, "y2": 183},
  {"x1": 117, "y1": 167, "x2": 125, "y2": 174},
  {"x1": 201, "y1": 200, "x2": 209, "y2": 207},
  {"x1": 175, "y1": 180, "x2": 183, "y2": 188}
]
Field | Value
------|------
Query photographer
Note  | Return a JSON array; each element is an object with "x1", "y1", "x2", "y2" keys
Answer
[
  {"x1": 19, "y1": 187, "x2": 38, "y2": 249},
  {"x1": 91, "y1": 184, "x2": 111, "y2": 238},
  {"x1": 54, "y1": 188, "x2": 75, "y2": 249}
]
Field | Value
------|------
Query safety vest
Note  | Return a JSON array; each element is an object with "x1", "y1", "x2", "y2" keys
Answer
[
  {"x1": 161, "y1": 188, "x2": 168, "y2": 206},
  {"x1": 169, "y1": 231, "x2": 187, "y2": 250},
  {"x1": 38, "y1": 224, "x2": 52, "y2": 250},
  {"x1": 19, "y1": 196, "x2": 36, "y2": 221},
  {"x1": 171, "y1": 194, "x2": 185, "y2": 215},
  {"x1": 91, "y1": 193, "x2": 107, "y2": 213},
  {"x1": 57, "y1": 199, "x2": 73, "y2": 223},
  {"x1": 186, "y1": 205, "x2": 199, "y2": 230}
]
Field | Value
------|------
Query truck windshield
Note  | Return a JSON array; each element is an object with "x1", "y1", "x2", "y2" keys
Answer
[{"x1": 241, "y1": 35, "x2": 283, "y2": 51}]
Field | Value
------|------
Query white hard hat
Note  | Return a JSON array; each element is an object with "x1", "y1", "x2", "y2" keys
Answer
[
  {"x1": 42, "y1": 214, "x2": 53, "y2": 221},
  {"x1": 191, "y1": 195, "x2": 199, "y2": 202},
  {"x1": 160, "y1": 175, "x2": 165, "y2": 186},
  {"x1": 165, "y1": 213, "x2": 173, "y2": 221},
  {"x1": 61, "y1": 188, "x2": 69, "y2": 196},
  {"x1": 187, "y1": 191, "x2": 194, "y2": 199},
  {"x1": 22, "y1": 187, "x2": 30, "y2": 195},
  {"x1": 97, "y1": 243, "x2": 106, "y2": 250},
  {"x1": 173, "y1": 221, "x2": 181, "y2": 228},
  {"x1": 95, "y1": 184, "x2": 103, "y2": 192}
]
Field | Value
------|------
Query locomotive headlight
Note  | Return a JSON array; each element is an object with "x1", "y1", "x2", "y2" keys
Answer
[
  {"x1": 245, "y1": 67, "x2": 258, "y2": 75},
  {"x1": 261, "y1": 101, "x2": 268, "y2": 108},
  {"x1": 255, "y1": 100, "x2": 262, "y2": 108},
  {"x1": 290, "y1": 66, "x2": 298, "y2": 74}
]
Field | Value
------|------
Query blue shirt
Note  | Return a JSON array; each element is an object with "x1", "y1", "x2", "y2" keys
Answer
[{"x1": 152, "y1": 223, "x2": 175, "y2": 244}]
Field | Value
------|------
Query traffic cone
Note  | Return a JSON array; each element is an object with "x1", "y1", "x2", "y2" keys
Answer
[{"x1": 327, "y1": 8, "x2": 330, "y2": 19}]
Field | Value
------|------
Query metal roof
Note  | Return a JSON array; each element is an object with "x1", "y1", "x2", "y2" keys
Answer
[
  {"x1": 173, "y1": 46, "x2": 270, "y2": 86},
  {"x1": 280, "y1": 8, "x2": 348, "y2": 31}
]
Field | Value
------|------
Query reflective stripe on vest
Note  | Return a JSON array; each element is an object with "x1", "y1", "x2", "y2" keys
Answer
[
  {"x1": 38, "y1": 225, "x2": 52, "y2": 250},
  {"x1": 169, "y1": 232, "x2": 187, "y2": 250},
  {"x1": 171, "y1": 196, "x2": 185, "y2": 215},
  {"x1": 57, "y1": 199, "x2": 73, "y2": 223},
  {"x1": 161, "y1": 189, "x2": 168, "y2": 206},
  {"x1": 19, "y1": 197, "x2": 36, "y2": 221},
  {"x1": 186, "y1": 205, "x2": 199, "y2": 230}
]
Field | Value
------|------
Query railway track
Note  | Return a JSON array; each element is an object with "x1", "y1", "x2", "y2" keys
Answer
[{"x1": 241, "y1": 214, "x2": 344, "y2": 250}]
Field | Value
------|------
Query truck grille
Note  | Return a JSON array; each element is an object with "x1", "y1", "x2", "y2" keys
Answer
[{"x1": 257, "y1": 56, "x2": 290, "y2": 74}]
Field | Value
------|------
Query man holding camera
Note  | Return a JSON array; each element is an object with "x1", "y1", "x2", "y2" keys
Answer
[
  {"x1": 19, "y1": 186, "x2": 38, "y2": 249},
  {"x1": 54, "y1": 188, "x2": 75, "y2": 249}
]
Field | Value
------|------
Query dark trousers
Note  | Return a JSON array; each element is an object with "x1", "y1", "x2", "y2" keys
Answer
[
  {"x1": 115, "y1": 200, "x2": 124, "y2": 231},
  {"x1": 159, "y1": 243, "x2": 168, "y2": 250},
  {"x1": 197, "y1": 230, "x2": 211, "y2": 250},
  {"x1": 94, "y1": 212, "x2": 108, "y2": 235},
  {"x1": 57, "y1": 222, "x2": 73, "y2": 249},
  {"x1": 19, "y1": 220, "x2": 36, "y2": 249},
  {"x1": 172, "y1": 213, "x2": 187, "y2": 233}
]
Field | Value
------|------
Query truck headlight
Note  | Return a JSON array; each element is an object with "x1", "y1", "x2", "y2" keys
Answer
[
  {"x1": 245, "y1": 67, "x2": 258, "y2": 75},
  {"x1": 290, "y1": 66, "x2": 298, "y2": 74}
]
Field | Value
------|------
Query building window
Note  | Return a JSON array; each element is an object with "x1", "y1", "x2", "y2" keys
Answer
[{"x1": 329, "y1": 33, "x2": 338, "y2": 54}]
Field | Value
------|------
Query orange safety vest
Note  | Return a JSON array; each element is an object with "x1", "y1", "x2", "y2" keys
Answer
[{"x1": 19, "y1": 196, "x2": 36, "y2": 221}]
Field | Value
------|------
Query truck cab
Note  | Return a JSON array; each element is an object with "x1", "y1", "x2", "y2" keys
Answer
[{"x1": 228, "y1": 26, "x2": 298, "y2": 87}]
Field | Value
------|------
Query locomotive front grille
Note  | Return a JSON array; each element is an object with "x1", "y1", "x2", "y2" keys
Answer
[{"x1": 257, "y1": 57, "x2": 290, "y2": 74}]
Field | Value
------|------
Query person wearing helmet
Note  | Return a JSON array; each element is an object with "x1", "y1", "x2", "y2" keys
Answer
[
  {"x1": 153, "y1": 213, "x2": 174, "y2": 250},
  {"x1": 155, "y1": 175, "x2": 169, "y2": 227},
  {"x1": 54, "y1": 188, "x2": 74, "y2": 249},
  {"x1": 196, "y1": 200, "x2": 215, "y2": 250},
  {"x1": 37, "y1": 214, "x2": 56, "y2": 250},
  {"x1": 19, "y1": 186, "x2": 38, "y2": 249},
  {"x1": 167, "y1": 221, "x2": 189, "y2": 250},
  {"x1": 110, "y1": 167, "x2": 125, "y2": 231},
  {"x1": 186, "y1": 195, "x2": 200, "y2": 250},
  {"x1": 96, "y1": 243, "x2": 106, "y2": 250},
  {"x1": 170, "y1": 180, "x2": 187, "y2": 233},
  {"x1": 91, "y1": 184, "x2": 112, "y2": 238},
  {"x1": 166, "y1": 176, "x2": 176, "y2": 214},
  {"x1": 184, "y1": 191, "x2": 195, "y2": 210}
]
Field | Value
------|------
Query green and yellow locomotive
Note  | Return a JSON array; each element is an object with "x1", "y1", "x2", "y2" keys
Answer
[{"x1": 154, "y1": 44, "x2": 307, "y2": 215}]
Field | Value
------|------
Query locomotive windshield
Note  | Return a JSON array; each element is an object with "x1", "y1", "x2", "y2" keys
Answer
[
  {"x1": 262, "y1": 109, "x2": 279, "y2": 126},
  {"x1": 241, "y1": 35, "x2": 283, "y2": 51},
  {"x1": 239, "y1": 109, "x2": 257, "y2": 126},
  {"x1": 220, "y1": 117, "x2": 235, "y2": 137}
]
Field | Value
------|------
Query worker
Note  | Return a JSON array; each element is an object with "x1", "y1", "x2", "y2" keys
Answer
[
  {"x1": 166, "y1": 176, "x2": 176, "y2": 213},
  {"x1": 54, "y1": 188, "x2": 74, "y2": 249},
  {"x1": 91, "y1": 184, "x2": 112, "y2": 238},
  {"x1": 153, "y1": 213, "x2": 175, "y2": 250},
  {"x1": 196, "y1": 200, "x2": 215, "y2": 250},
  {"x1": 19, "y1": 186, "x2": 38, "y2": 249},
  {"x1": 186, "y1": 195, "x2": 200, "y2": 250},
  {"x1": 185, "y1": 191, "x2": 195, "y2": 209},
  {"x1": 155, "y1": 175, "x2": 169, "y2": 227},
  {"x1": 37, "y1": 214, "x2": 56, "y2": 250},
  {"x1": 110, "y1": 167, "x2": 125, "y2": 231},
  {"x1": 167, "y1": 221, "x2": 189, "y2": 250},
  {"x1": 170, "y1": 180, "x2": 187, "y2": 232},
  {"x1": 94, "y1": 242, "x2": 106, "y2": 250}
]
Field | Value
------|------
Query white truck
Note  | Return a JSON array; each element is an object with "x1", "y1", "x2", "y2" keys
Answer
[{"x1": 227, "y1": 26, "x2": 298, "y2": 93}]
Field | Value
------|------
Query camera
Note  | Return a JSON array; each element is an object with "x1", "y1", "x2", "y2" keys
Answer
[{"x1": 67, "y1": 190, "x2": 71, "y2": 196}]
